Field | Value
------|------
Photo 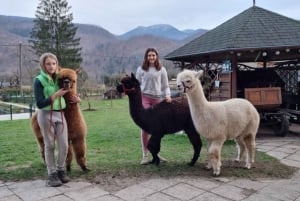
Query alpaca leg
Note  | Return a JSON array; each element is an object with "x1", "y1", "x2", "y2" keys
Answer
[
  {"x1": 141, "y1": 130, "x2": 149, "y2": 157},
  {"x1": 38, "y1": 137, "x2": 46, "y2": 163},
  {"x1": 66, "y1": 144, "x2": 73, "y2": 172},
  {"x1": 185, "y1": 127, "x2": 202, "y2": 166},
  {"x1": 235, "y1": 137, "x2": 246, "y2": 162},
  {"x1": 235, "y1": 139, "x2": 241, "y2": 161},
  {"x1": 147, "y1": 135, "x2": 161, "y2": 166},
  {"x1": 208, "y1": 140, "x2": 223, "y2": 176},
  {"x1": 72, "y1": 138, "x2": 88, "y2": 171},
  {"x1": 244, "y1": 134, "x2": 256, "y2": 169},
  {"x1": 31, "y1": 112, "x2": 45, "y2": 163},
  {"x1": 205, "y1": 140, "x2": 212, "y2": 170}
]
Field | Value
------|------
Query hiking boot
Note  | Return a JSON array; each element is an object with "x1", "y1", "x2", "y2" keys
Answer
[
  {"x1": 57, "y1": 170, "x2": 70, "y2": 183},
  {"x1": 140, "y1": 155, "x2": 150, "y2": 165},
  {"x1": 46, "y1": 172, "x2": 62, "y2": 187}
]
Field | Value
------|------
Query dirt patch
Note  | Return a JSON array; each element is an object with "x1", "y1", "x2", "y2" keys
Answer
[{"x1": 74, "y1": 160, "x2": 298, "y2": 193}]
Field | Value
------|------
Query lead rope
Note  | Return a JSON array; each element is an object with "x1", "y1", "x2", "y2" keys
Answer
[
  {"x1": 48, "y1": 96, "x2": 65, "y2": 136},
  {"x1": 59, "y1": 96, "x2": 65, "y2": 135},
  {"x1": 49, "y1": 98, "x2": 55, "y2": 137}
]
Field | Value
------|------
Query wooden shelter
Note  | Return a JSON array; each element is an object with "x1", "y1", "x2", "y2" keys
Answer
[{"x1": 165, "y1": 5, "x2": 300, "y2": 100}]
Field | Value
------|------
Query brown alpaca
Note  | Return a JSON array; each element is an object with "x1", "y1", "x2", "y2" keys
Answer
[{"x1": 31, "y1": 68, "x2": 88, "y2": 172}]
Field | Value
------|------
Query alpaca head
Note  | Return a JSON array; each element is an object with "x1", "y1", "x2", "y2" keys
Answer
[
  {"x1": 176, "y1": 69, "x2": 204, "y2": 93},
  {"x1": 116, "y1": 73, "x2": 140, "y2": 95},
  {"x1": 58, "y1": 67, "x2": 80, "y2": 95}
]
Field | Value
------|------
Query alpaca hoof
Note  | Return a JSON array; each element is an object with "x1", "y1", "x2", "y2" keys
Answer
[
  {"x1": 150, "y1": 158, "x2": 160, "y2": 166},
  {"x1": 212, "y1": 172, "x2": 220, "y2": 177},
  {"x1": 66, "y1": 166, "x2": 71, "y2": 172},
  {"x1": 245, "y1": 163, "x2": 251, "y2": 169},
  {"x1": 82, "y1": 167, "x2": 91, "y2": 172},
  {"x1": 187, "y1": 161, "x2": 195, "y2": 166},
  {"x1": 205, "y1": 165, "x2": 212, "y2": 170},
  {"x1": 212, "y1": 170, "x2": 221, "y2": 176}
]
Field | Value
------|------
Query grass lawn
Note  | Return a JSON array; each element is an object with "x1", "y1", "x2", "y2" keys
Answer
[{"x1": 0, "y1": 98, "x2": 297, "y2": 186}]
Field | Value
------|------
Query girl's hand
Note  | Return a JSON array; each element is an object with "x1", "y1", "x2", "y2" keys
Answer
[
  {"x1": 69, "y1": 95, "x2": 81, "y2": 104},
  {"x1": 56, "y1": 88, "x2": 69, "y2": 97},
  {"x1": 165, "y1": 95, "x2": 172, "y2": 103},
  {"x1": 51, "y1": 89, "x2": 69, "y2": 101}
]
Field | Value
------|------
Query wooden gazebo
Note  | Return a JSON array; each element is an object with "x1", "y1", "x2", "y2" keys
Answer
[{"x1": 165, "y1": 5, "x2": 300, "y2": 100}]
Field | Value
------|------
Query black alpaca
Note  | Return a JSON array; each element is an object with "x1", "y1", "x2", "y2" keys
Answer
[{"x1": 116, "y1": 73, "x2": 202, "y2": 166}]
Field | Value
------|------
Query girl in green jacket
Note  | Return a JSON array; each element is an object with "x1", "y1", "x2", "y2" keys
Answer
[{"x1": 33, "y1": 52, "x2": 70, "y2": 187}]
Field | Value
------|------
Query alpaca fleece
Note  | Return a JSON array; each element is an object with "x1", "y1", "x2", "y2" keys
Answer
[
  {"x1": 176, "y1": 69, "x2": 260, "y2": 176},
  {"x1": 117, "y1": 73, "x2": 202, "y2": 166}
]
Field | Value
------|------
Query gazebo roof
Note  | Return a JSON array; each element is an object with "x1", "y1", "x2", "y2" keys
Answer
[{"x1": 165, "y1": 6, "x2": 300, "y2": 63}]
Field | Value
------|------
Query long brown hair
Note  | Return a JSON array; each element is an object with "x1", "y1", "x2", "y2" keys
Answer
[{"x1": 141, "y1": 48, "x2": 162, "y2": 71}]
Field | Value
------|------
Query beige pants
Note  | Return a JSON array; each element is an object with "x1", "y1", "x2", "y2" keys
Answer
[{"x1": 37, "y1": 110, "x2": 68, "y2": 175}]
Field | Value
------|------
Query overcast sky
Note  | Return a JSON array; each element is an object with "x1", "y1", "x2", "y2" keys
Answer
[{"x1": 1, "y1": 0, "x2": 300, "y2": 35}]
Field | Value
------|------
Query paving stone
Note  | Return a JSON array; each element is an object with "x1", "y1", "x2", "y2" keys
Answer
[
  {"x1": 190, "y1": 192, "x2": 230, "y2": 201},
  {"x1": 40, "y1": 195, "x2": 73, "y2": 201},
  {"x1": 228, "y1": 179, "x2": 270, "y2": 191},
  {"x1": 274, "y1": 146, "x2": 299, "y2": 154},
  {"x1": 14, "y1": 186, "x2": 61, "y2": 201},
  {"x1": 260, "y1": 182, "x2": 300, "y2": 201},
  {"x1": 115, "y1": 184, "x2": 155, "y2": 201},
  {"x1": 64, "y1": 185, "x2": 109, "y2": 201},
  {"x1": 90, "y1": 195, "x2": 125, "y2": 201},
  {"x1": 256, "y1": 145, "x2": 277, "y2": 152},
  {"x1": 0, "y1": 194, "x2": 23, "y2": 201},
  {"x1": 7, "y1": 180, "x2": 45, "y2": 194},
  {"x1": 243, "y1": 193, "x2": 282, "y2": 201},
  {"x1": 140, "y1": 178, "x2": 181, "y2": 191},
  {"x1": 183, "y1": 178, "x2": 221, "y2": 190},
  {"x1": 0, "y1": 186, "x2": 14, "y2": 198},
  {"x1": 281, "y1": 158, "x2": 300, "y2": 168},
  {"x1": 211, "y1": 184, "x2": 250, "y2": 201},
  {"x1": 57, "y1": 181, "x2": 94, "y2": 193},
  {"x1": 287, "y1": 152, "x2": 300, "y2": 161},
  {"x1": 212, "y1": 177, "x2": 233, "y2": 183},
  {"x1": 265, "y1": 150, "x2": 290, "y2": 159},
  {"x1": 144, "y1": 192, "x2": 181, "y2": 201},
  {"x1": 162, "y1": 183, "x2": 204, "y2": 200}
]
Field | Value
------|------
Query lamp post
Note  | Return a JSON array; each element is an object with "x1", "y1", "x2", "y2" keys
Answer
[{"x1": 19, "y1": 42, "x2": 23, "y2": 97}]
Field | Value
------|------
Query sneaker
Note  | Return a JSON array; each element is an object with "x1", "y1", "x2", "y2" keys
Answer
[
  {"x1": 46, "y1": 173, "x2": 62, "y2": 187},
  {"x1": 158, "y1": 154, "x2": 168, "y2": 162},
  {"x1": 140, "y1": 155, "x2": 150, "y2": 165},
  {"x1": 57, "y1": 170, "x2": 70, "y2": 183}
]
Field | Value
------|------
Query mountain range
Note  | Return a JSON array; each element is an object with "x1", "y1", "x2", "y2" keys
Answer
[{"x1": 0, "y1": 15, "x2": 207, "y2": 84}]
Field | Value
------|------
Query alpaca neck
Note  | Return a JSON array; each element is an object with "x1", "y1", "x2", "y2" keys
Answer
[
  {"x1": 185, "y1": 80, "x2": 209, "y2": 135},
  {"x1": 187, "y1": 81, "x2": 208, "y2": 106},
  {"x1": 127, "y1": 89, "x2": 148, "y2": 127}
]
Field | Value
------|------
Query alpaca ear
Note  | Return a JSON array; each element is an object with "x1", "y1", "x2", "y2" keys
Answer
[
  {"x1": 75, "y1": 68, "x2": 82, "y2": 75},
  {"x1": 131, "y1": 73, "x2": 137, "y2": 80},
  {"x1": 195, "y1": 70, "x2": 204, "y2": 79}
]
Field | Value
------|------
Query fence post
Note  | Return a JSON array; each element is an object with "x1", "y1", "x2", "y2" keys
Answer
[{"x1": 10, "y1": 104, "x2": 12, "y2": 120}]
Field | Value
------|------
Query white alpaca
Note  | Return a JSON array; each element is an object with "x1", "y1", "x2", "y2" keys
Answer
[{"x1": 176, "y1": 69, "x2": 260, "y2": 176}]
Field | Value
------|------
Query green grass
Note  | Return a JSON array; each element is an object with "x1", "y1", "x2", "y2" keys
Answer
[{"x1": 0, "y1": 98, "x2": 297, "y2": 183}]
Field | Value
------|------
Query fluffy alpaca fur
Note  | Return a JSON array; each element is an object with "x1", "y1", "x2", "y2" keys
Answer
[
  {"x1": 116, "y1": 73, "x2": 202, "y2": 166},
  {"x1": 31, "y1": 68, "x2": 88, "y2": 172},
  {"x1": 176, "y1": 69, "x2": 260, "y2": 176}
]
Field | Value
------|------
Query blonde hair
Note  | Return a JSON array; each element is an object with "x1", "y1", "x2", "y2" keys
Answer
[{"x1": 39, "y1": 52, "x2": 58, "y2": 72}]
